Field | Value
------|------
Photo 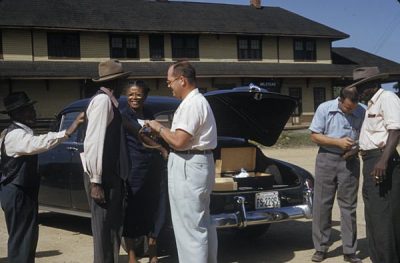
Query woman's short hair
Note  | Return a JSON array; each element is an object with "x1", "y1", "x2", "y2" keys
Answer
[{"x1": 126, "y1": 80, "x2": 150, "y2": 95}]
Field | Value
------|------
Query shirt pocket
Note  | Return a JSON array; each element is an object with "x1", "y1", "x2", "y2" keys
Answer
[{"x1": 365, "y1": 111, "x2": 384, "y2": 132}]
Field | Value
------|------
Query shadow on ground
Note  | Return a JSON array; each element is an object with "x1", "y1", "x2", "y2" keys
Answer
[{"x1": 17, "y1": 213, "x2": 369, "y2": 263}]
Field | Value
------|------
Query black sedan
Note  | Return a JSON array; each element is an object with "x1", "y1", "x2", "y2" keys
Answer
[{"x1": 38, "y1": 85, "x2": 314, "y2": 236}]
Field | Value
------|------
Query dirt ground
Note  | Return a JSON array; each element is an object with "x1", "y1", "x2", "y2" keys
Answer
[{"x1": 0, "y1": 146, "x2": 382, "y2": 263}]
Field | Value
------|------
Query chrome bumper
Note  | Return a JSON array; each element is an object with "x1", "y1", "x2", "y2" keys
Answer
[{"x1": 212, "y1": 189, "x2": 313, "y2": 228}]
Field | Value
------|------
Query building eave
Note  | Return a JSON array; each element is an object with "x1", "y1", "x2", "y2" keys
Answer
[{"x1": 0, "y1": 25, "x2": 348, "y2": 40}]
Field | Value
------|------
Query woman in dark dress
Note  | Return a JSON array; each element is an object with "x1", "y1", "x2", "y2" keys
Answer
[{"x1": 122, "y1": 80, "x2": 167, "y2": 263}]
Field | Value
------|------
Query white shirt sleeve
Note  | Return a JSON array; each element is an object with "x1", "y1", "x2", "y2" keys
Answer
[
  {"x1": 173, "y1": 100, "x2": 202, "y2": 136},
  {"x1": 83, "y1": 94, "x2": 114, "y2": 184},
  {"x1": 4, "y1": 129, "x2": 67, "y2": 157},
  {"x1": 382, "y1": 92, "x2": 400, "y2": 130}
]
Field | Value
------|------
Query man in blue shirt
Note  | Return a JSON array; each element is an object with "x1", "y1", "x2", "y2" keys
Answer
[{"x1": 309, "y1": 86, "x2": 365, "y2": 263}]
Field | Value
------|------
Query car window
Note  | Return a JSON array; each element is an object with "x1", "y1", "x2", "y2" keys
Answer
[
  {"x1": 154, "y1": 111, "x2": 174, "y2": 129},
  {"x1": 59, "y1": 112, "x2": 80, "y2": 142}
]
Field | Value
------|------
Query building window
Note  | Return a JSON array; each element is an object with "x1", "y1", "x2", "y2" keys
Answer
[
  {"x1": 171, "y1": 34, "x2": 199, "y2": 60},
  {"x1": 237, "y1": 36, "x2": 262, "y2": 60},
  {"x1": 47, "y1": 32, "x2": 80, "y2": 59},
  {"x1": 313, "y1": 87, "x2": 326, "y2": 110},
  {"x1": 294, "y1": 39, "x2": 316, "y2": 61},
  {"x1": 149, "y1": 35, "x2": 164, "y2": 61},
  {"x1": 332, "y1": 86, "x2": 343, "y2": 98},
  {"x1": 110, "y1": 34, "x2": 139, "y2": 59},
  {"x1": 289, "y1": 87, "x2": 302, "y2": 116}
]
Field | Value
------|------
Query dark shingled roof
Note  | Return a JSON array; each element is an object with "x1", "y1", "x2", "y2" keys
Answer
[
  {"x1": 332, "y1": 47, "x2": 400, "y2": 73},
  {"x1": 0, "y1": 0, "x2": 348, "y2": 39},
  {"x1": 1, "y1": 48, "x2": 399, "y2": 80}
]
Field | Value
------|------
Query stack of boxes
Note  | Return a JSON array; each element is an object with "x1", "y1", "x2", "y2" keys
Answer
[{"x1": 213, "y1": 147, "x2": 274, "y2": 191}]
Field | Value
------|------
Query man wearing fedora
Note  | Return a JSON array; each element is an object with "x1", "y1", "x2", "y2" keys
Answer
[
  {"x1": 0, "y1": 92, "x2": 84, "y2": 263},
  {"x1": 351, "y1": 67, "x2": 400, "y2": 263},
  {"x1": 81, "y1": 59, "x2": 130, "y2": 263}
]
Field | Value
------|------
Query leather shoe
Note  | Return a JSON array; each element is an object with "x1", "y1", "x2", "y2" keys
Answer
[
  {"x1": 343, "y1": 254, "x2": 362, "y2": 263},
  {"x1": 311, "y1": 251, "x2": 326, "y2": 262}
]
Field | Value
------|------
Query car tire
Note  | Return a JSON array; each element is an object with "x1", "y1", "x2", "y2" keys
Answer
[
  {"x1": 121, "y1": 236, "x2": 148, "y2": 256},
  {"x1": 235, "y1": 224, "x2": 271, "y2": 238}
]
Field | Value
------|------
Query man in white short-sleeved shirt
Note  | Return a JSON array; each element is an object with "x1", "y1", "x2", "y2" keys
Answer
[
  {"x1": 147, "y1": 61, "x2": 218, "y2": 263},
  {"x1": 352, "y1": 67, "x2": 400, "y2": 263}
]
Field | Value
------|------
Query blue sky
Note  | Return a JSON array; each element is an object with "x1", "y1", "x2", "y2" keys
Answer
[{"x1": 178, "y1": 0, "x2": 400, "y2": 64}]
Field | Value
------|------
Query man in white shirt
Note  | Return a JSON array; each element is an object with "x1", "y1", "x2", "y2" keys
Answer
[
  {"x1": 0, "y1": 92, "x2": 83, "y2": 263},
  {"x1": 146, "y1": 61, "x2": 218, "y2": 263},
  {"x1": 82, "y1": 59, "x2": 130, "y2": 263},
  {"x1": 350, "y1": 67, "x2": 400, "y2": 263}
]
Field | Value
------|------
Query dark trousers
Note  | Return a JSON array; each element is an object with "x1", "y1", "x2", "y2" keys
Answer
[
  {"x1": 312, "y1": 151, "x2": 360, "y2": 254},
  {"x1": 0, "y1": 183, "x2": 39, "y2": 263},
  {"x1": 362, "y1": 150, "x2": 400, "y2": 263},
  {"x1": 84, "y1": 174, "x2": 124, "y2": 263},
  {"x1": 149, "y1": 169, "x2": 168, "y2": 239}
]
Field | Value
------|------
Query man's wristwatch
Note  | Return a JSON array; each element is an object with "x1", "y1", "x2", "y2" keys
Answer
[{"x1": 158, "y1": 126, "x2": 164, "y2": 134}]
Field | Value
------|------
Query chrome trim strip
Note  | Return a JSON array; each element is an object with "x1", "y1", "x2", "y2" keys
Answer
[
  {"x1": 212, "y1": 189, "x2": 313, "y2": 229},
  {"x1": 39, "y1": 205, "x2": 91, "y2": 218}
]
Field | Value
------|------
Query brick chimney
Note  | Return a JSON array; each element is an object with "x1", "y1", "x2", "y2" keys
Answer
[{"x1": 250, "y1": 0, "x2": 262, "y2": 9}]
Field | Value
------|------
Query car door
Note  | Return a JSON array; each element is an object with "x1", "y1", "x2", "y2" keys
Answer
[{"x1": 38, "y1": 111, "x2": 81, "y2": 209}]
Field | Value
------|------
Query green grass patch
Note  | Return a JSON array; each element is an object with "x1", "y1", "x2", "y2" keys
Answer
[{"x1": 273, "y1": 130, "x2": 315, "y2": 148}]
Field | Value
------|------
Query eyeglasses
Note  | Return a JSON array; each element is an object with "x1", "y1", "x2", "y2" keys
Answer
[{"x1": 166, "y1": 77, "x2": 180, "y2": 87}]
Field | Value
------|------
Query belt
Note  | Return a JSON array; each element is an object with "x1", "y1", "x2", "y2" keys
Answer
[
  {"x1": 318, "y1": 147, "x2": 343, "y2": 155},
  {"x1": 359, "y1": 148, "x2": 384, "y2": 157},
  {"x1": 171, "y1": 149, "x2": 213, "y2": 155}
]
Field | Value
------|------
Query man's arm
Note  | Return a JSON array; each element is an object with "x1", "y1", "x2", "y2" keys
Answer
[
  {"x1": 372, "y1": 92, "x2": 400, "y2": 181},
  {"x1": 311, "y1": 132, "x2": 354, "y2": 151},
  {"x1": 5, "y1": 113, "x2": 84, "y2": 157},
  {"x1": 146, "y1": 120, "x2": 192, "y2": 150},
  {"x1": 309, "y1": 101, "x2": 355, "y2": 152},
  {"x1": 371, "y1": 129, "x2": 400, "y2": 181},
  {"x1": 84, "y1": 95, "x2": 113, "y2": 205},
  {"x1": 84, "y1": 94, "x2": 112, "y2": 184}
]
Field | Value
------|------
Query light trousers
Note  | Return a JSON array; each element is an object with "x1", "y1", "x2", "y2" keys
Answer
[{"x1": 168, "y1": 152, "x2": 218, "y2": 263}]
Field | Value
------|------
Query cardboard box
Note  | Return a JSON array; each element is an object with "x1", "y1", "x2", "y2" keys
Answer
[
  {"x1": 220, "y1": 147, "x2": 256, "y2": 173},
  {"x1": 215, "y1": 159, "x2": 222, "y2": 177},
  {"x1": 213, "y1": 177, "x2": 238, "y2": 191}
]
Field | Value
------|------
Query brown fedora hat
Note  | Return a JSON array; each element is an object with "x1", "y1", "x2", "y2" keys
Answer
[
  {"x1": 346, "y1": 67, "x2": 389, "y2": 89},
  {"x1": 1, "y1": 92, "x2": 37, "y2": 114},
  {"x1": 92, "y1": 59, "x2": 131, "y2": 82},
  {"x1": 347, "y1": 67, "x2": 400, "y2": 88}
]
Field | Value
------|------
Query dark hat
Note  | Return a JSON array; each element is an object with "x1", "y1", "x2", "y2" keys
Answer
[
  {"x1": 1, "y1": 92, "x2": 37, "y2": 114},
  {"x1": 92, "y1": 59, "x2": 131, "y2": 82},
  {"x1": 346, "y1": 67, "x2": 389, "y2": 89}
]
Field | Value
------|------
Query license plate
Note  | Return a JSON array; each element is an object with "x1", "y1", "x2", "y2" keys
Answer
[{"x1": 255, "y1": 191, "x2": 280, "y2": 209}]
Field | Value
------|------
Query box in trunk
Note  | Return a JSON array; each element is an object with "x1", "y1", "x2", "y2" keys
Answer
[
  {"x1": 220, "y1": 147, "x2": 256, "y2": 172},
  {"x1": 213, "y1": 178, "x2": 238, "y2": 191},
  {"x1": 215, "y1": 147, "x2": 275, "y2": 189}
]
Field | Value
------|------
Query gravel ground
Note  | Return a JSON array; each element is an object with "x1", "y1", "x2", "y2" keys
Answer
[{"x1": 0, "y1": 146, "x2": 387, "y2": 263}]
